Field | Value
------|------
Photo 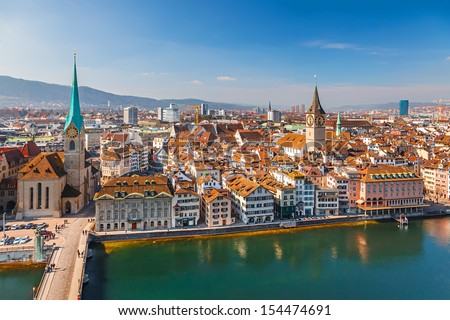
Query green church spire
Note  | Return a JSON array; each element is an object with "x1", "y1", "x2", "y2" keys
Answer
[
  {"x1": 64, "y1": 53, "x2": 84, "y2": 132},
  {"x1": 336, "y1": 111, "x2": 342, "y2": 136}
]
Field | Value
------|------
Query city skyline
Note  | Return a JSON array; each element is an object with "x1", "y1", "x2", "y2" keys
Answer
[{"x1": 1, "y1": 0, "x2": 450, "y2": 107}]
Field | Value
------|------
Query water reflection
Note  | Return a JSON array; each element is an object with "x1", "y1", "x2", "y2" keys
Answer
[
  {"x1": 273, "y1": 241, "x2": 283, "y2": 260},
  {"x1": 424, "y1": 218, "x2": 450, "y2": 247},
  {"x1": 234, "y1": 238, "x2": 247, "y2": 260},
  {"x1": 356, "y1": 233, "x2": 368, "y2": 264}
]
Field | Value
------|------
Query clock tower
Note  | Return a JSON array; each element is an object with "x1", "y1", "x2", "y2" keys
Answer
[
  {"x1": 305, "y1": 85, "x2": 326, "y2": 150},
  {"x1": 64, "y1": 53, "x2": 86, "y2": 197}
]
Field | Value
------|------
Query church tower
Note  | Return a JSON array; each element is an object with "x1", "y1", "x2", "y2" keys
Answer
[
  {"x1": 335, "y1": 111, "x2": 342, "y2": 137},
  {"x1": 64, "y1": 53, "x2": 86, "y2": 196},
  {"x1": 305, "y1": 85, "x2": 326, "y2": 150}
]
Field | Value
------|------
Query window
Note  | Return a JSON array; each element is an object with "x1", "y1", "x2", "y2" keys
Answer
[
  {"x1": 69, "y1": 140, "x2": 75, "y2": 151},
  {"x1": 37, "y1": 183, "x2": 42, "y2": 209},
  {"x1": 45, "y1": 187, "x2": 49, "y2": 209},
  {"x1": 29, "y1": 187, "x2": 34, "y2": 209}
]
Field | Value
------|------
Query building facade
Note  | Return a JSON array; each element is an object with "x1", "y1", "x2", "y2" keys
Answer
[
  {"x1": 357, "y1": 166, "x2": 425, "y2": 216},
  {"x1": 172, "y1": 188, "x2": 200, "y2": 227},
  {"x1": 202, "y1": 189, "x2": 234, "y2": 227},
  {"x1": 226, "y1": 175, "x2": 274, "y2": 224},
  {"x1": 94, "y1": 175, "x2": 173, "y2": 231},
  {"x1": 399, "y1": 100, "x2": 409, "y2": 116},
  {"x1": 124, "y1": 106, "x2": 138, "y2": 125}
]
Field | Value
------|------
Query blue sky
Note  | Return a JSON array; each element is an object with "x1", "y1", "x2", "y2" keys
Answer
[{"x1": 1, "y1": 0, "x2": 450, "y2": 108}]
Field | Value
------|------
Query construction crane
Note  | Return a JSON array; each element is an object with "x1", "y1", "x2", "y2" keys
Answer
[
  {"x1": 187, "y1": 105, "x2": 200, "y2": 124},
  {"x1": 434, "y1": 99, "x2": 450, "y2": 122}
]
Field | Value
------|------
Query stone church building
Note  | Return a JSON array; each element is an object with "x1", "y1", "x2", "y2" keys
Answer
[{"x1": 16, "y1": 55, "x2": 97, "y2": 219}]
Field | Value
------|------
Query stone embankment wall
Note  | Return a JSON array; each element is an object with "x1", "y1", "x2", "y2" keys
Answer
[
  {"x1": 92, "y1": 216, "x2": 362, "y2": 242},
  {"x1": 0, "y1": 246, "x2": 53, "y2": 263}
]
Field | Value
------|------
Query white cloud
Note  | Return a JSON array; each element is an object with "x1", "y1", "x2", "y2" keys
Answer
[
  {"x1": 190, "y1": 79, "x2": 203, "y2": 85},
  {"x1": 217, "y1": 75, "x2": 237, "y2": 81},
  {"x1": 305, "y1": 40, "x2": 359, "y2": 50}
]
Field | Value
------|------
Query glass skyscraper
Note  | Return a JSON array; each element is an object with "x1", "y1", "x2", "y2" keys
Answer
[{"x1": 399, "y1": 100, "x2": 409, "y2": 116}]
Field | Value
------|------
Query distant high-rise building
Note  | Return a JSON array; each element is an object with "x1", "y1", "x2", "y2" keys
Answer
[
  {"x1": 295, "y1": 105, "x2": 300, "y2": 113},
  {"x1": 200, "y1": 103, "x2": 209, "y2": 116},
  {"x1": 399, "y1": 100, "x2": 409, "y2": 116},
  {"x1": 268, "y1": 110, "x2": 281, "y2": 122},
  {"x1": 124, "y1": 106, "x2": 138, "y2": 125},
  {"x1": 291, "y1": 106, "x2": 295, "y2": 113},
  {"x1": 301, "y1": 104, "x2": 305, "y2": 114},
  {"x1": 159, "y1": 104, "x2": 180, "y2": 123}
]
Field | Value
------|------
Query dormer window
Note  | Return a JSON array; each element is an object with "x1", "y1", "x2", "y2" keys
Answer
[{"x1": 134, "y1": 180, "x2": 139, "y2": 186}]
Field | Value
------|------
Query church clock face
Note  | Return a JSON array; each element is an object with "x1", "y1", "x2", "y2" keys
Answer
[
  {"x1": 315, "y1": 115, "x2": 325, "y2": 127},
  {"x1": 66, "y1": 126, "x2": 79, "y2": 139},
  {"x1": 306, "y1": 115, "x2": 314, "y2": 127}
]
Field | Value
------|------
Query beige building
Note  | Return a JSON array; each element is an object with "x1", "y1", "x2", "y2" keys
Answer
[
  {"x1": 94, "y1": 175, "x2": 173, "y2": 231},
  {"x1": 202, "y1": 189, "x2": 234, "y2": 227}
]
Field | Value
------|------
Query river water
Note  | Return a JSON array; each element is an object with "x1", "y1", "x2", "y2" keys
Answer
[
  {"x1": 0, "y1": 264, "x2": 43, "y2": 300},
  {"x1": 81, "y1": 217, "x2": 450, "y2": 300}
]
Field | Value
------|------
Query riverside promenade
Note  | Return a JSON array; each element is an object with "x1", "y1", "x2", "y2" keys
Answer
[{"x1": 35, "y1": 204, "x2": 94, "y2": 300}]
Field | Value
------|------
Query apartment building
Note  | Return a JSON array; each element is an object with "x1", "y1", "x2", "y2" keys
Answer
[{"x1": 225, "y1": 175, "x2": 274, "y2": 224}]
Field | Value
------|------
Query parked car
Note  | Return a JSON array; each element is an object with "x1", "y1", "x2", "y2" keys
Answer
[
  {"x1": 10, "y1": 224, "x2": 19, "y2": 230},
  {"x1": 25, "y1": 223, "x2": 33, "y2": 229},
  {"x1": 18, "y1": 224, "x2": 26, "y2": 230},
  {"x1": 36, "y1": 223, "x2": 48, "y2": 229},
  {"x1": 4, "y1": 225, "x2": 11, "y2": 231},
  {"x1": 6, "y1": 237, "x2": 15, "y2": 245},
  {"x1": 39, "y1": 230, "x2": 53, "y2": 236},
  {"x1": 31, "y1": 224, "x2": 38, "y2": 229},
  {"x1": 20, "y1": 236, "x2": 30, "y2": 244},
  {"x1": 0, "y1": 226, "x2": 3, "y2": 231},
  {"x1": 13, "y1": 237, "x2": 22, "y2": 245},
  {"x1": 0, "y1": 238, "x2": 5, "y2": 246}
]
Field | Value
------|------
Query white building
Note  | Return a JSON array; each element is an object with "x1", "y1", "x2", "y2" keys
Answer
[
  {"x1": 268, "y1": 110, "x2": 281, "y2": 122},
  {"x1": 172, "y1": 188, "x2": 200, "y2": 227},
  {"x1": 315, "y1": 188, "x2": 339, "y2": 216},
  {"x1": 124, "y1": 106, "x2": 138, "y2": 125},
  {"x1": 226, "y1": 175, "x2": 274, "y2": 224},
  {"x1": 158, "y1": 104, "x2": 180, "y2": 123},
  {"x1": 271, "y1": 169, "x2": 315, "y2": 216}
]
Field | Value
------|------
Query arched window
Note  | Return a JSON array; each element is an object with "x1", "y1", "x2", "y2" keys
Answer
[
  {"x1": 69, "y1": 140, "x2": 75, "y2": 151},
  {"x1": 37, "y1": 183, "x2": 42, "y2": 209},
  {"x1": 29, "y1": 187, "x2": 34, "y2": 209},
  {"x1": 45, "y1": 187, "x2": 49, "y2": 209}
]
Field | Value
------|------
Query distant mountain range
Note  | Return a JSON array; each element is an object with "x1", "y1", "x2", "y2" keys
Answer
[
  {"x1": 0, "y1": 75, "x2": 437, "y2": 111},
  {"x1": 0, "y1": 75, "x2": 248, "y2": 110}
]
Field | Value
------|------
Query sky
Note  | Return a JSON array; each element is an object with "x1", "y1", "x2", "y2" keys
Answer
[{"x1": 1, "y1": 0, "x2": 450, "y2": 108}]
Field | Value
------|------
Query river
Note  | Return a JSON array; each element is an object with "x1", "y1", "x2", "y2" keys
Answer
[
  {"x1": 0, "y1": 264, "x2": 44, "y2": 300},
  {"x1": 82, "y1": 217, "x2": 450, "y2": 300}
]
